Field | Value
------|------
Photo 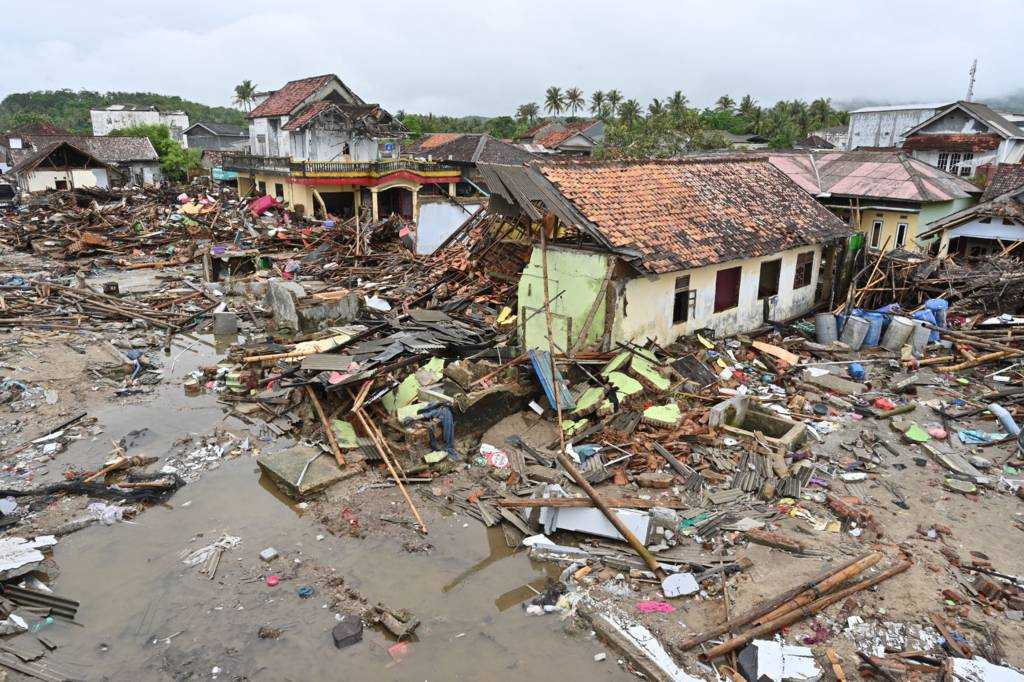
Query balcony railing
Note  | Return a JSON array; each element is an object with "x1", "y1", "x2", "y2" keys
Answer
[{"x1": 221, "y1": 153, "x2": 457, "y2": 177}]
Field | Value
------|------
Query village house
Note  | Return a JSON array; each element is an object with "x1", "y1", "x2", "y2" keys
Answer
[
  {"x1": 6, "y1": 140, "x2": 122, "y2": 192},
  {"x1": 846, "y1": 103, "x2": 950, "y2": 149},
  {"x1": 515, "y1": 120, "x2": 604, "y2": 155},
  {"x1": 90, "y1": 104, "x2": 190, "y2": 142},
  {"x1": 4, "y1": 133, "x2": 162, "y2": 186},
  {"x1": 901, "y1": 101, "x2": 1024, "y2": 179},
  {"x1": 406, "y1": 132, "x2": 533, "y2": 195},
  {"x1": 720, "y1": 132, "x2": 770, "y2": 150},
  {"x1": 477, "y1": 157, "x2": 851, "y2": 347},
  {"x1": 769, "y1": 150, "x2": 980, "y2": 253},
  {"x1": 222, "y1": 74, "x2": 460, "y2": 221},
  {"x1": 917, "y1": 163, "x2": 1024, "y2": 258},
  {"x1": 182, "y1": 122, "x2": 249, "y2": 152},
  {"x1": 811, "y1": 125, "x2": 849, "y2": 149}
]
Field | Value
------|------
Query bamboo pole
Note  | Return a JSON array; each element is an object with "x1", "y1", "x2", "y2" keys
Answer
[
  {"x1": 938, "y1": 350, "x2": 1017, "y2": 373},
  {"x1": 352, "y1": 407, "x2": 425, "y2": 533},
  {"x1": 304, "y1": 385, "x2": 346, "y2": 467},
  {"x1": 699, "y1": 560, "x2": 911, "y2": 660},
  {"x1": 751, "y1": 552, "x2": 882, "y2": 625}
]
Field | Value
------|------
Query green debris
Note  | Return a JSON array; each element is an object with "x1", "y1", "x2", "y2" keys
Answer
[
  {"x1": 572, "y1": 386, "x2": 604, "y2": 416},
  {"x1": 331, "y1": 419, "x2": 360, "y2": 449},
  {"x1": 396, "y1": 402, "x2": 428, "y2": 421},
  {"x1": 943, "y1": 477, "x2": 977, "y2": 494},
  {"x1": 642, "y1": 403, "x2": 682, "y2": 427},
  {"x1": 678, "y1": 511, "x2": 710, "y2": 530},
  {"x1": 600, "y1": 352, "x2": 631, "y2": 377},
  {"x1": 384, "y1": 357, "x2": 446, "y2": 414},
  {"x1": 606, "y1": 371, "x2": 643, "y2": 398},
  {"x1": 424, "y1": 451, "x2": 448, "y2": 464},
  {"x1": 629, "y1": 353, "x2": 671, "y2": 392},
  {"x1": 561, "y1": 419, "x2": 588, "y2": 436},
  {"x1": 903, "y1": 423, "x2": 931, "y2": 443}
]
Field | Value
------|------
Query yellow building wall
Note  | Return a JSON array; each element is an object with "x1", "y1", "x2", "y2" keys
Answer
[{"x1": 859, "y1": 209, "x2": 920, "y2": 252}]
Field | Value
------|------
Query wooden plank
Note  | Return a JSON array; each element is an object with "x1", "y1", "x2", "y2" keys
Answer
[
  {"x1": 751, "y1": 341, "x2": 800, "y2": 366},
  {"x1": 496, "y1": 497, "x2": 690, "y2": 509},
  {"x1": 528, "y1": 349, "x2": 575, "y2": 410}
]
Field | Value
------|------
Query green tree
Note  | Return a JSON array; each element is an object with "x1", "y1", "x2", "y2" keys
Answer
[
  {"x1": 233, "y1": 80, "x2": 257, "y2": 113},
  {"x1": 590, "y1": 90, "x2": 606, "y2": 117},
  {"x1": 564, "y1": 87, "x2": 585, "y2": 117},
  {"x1": 109, "y1": 123, "x2": 199, "y2": 182},
  {"x1": 544, "y1": 86, "x2": 565, "y2": 115},
  {"x1": 605, "y1": 90, "x2": 623, "y2": 118},
  {"x1": 618, "y1": 99, "x2": 642, "y2": 125},
  {"x1": 715, "y1": 95, "x2": 736, "y2": 112},
  {"x1": 516, "y1": 102, "x2": 539, "y2": 124},
  {"x1": 738, "y1": 94, "x2": 758, "y2": 119},
  {"x1": 668, "y1": 91, "x2": 689, "y2": 120},
  {"x1": 647, "y1": 98, "x2": 665, "y2": 118},
  {"x1": 486, "y1": 116, "x2": 518, "y2": 139}
]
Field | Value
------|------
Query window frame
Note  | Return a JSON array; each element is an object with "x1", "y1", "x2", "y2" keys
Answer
[
  {"x1": 757, "y1": 259, "x2": 781, "y2": 300},
  {"x1": 274, "y1": 182, "x2": 285, "y2": 200},
  {"x1": 895, "y1": 222, "x2": 908, "y2": 247},
  {"x1": 793, "y1": 251, "x2": 815, "y2": 290},
  {"x1": 870, "y1": 219, "x2": 883, "y2": 248},
  {"x1": 713, "y1": 266, "x2": 743, "y2": 313},
  {"x1": 257, "y1": 180, "x2": 267, "y2": 195},
  {"x1": 672, "y1": 275, "x2": 696, "y2": 325}
]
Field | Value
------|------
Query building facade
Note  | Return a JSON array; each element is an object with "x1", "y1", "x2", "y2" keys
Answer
[
  {"x1": 223, "y1": 74, "x2": 459, "y2": 220},
  {"x1": 846, "y1": 103, "x2": 948, "y2": 150},
  {"x1": 90, "y1": 105, "x2": 190, "y2": 142},
  {"x1": 901, "y1": 101, "x2": 1024, "y2": 179},
  {"x1": 183, "y1": 122, "x2": 250, "y2": 152}
]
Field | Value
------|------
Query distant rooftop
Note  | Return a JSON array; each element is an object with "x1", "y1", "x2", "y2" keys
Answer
[{"x1": 849, "y1": 103, "x2": 950, "y2": 114}]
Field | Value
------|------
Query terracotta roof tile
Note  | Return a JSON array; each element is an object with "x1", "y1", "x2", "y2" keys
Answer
[
  {"x1": 903, "y1": 133, "x2": 1003, "y2": 153},
  {"x1": 408, "y1": 133, "x2": 531, "y2": 165},
  {"x1": 981, "y1": 163, "x2": 1024, "y2": 202},
  {"x1": 534, "y1": 120, "x2": 596, "y2": 149},
  {"x1": 249, "y1": 75, "x2": 334, "y2": 118},
  {"x1": 536, "y1": 158, "x2": 850, "y2": 273}
]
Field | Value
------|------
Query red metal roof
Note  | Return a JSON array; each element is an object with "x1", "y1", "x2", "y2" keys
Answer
[
  {"x1": 249, "y1": 75, "x2": 334, "y2": 119},
  {"x1": 534, "y1": 120, "x2": 596, "y2": 149}
]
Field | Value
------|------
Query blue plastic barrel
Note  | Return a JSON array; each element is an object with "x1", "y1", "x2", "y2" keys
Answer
[
  {"x1": 862, "y1": 312, "x2": 885, "y2": 347},
  {"x1": 924, "y1": 299, "x2": 949, "y2": 328},
  {"x1": 912, "y1": 309, "x2": 939, "y2": 343}
]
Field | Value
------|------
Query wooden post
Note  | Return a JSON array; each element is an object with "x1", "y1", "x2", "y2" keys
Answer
[{"x1": 304, "y1": 385, "x2": 346, "y2": 467}]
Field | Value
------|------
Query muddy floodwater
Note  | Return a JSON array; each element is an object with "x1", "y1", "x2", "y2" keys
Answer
[{"x1": 24, "y1": 335, "x2": 631, "y2": 681}]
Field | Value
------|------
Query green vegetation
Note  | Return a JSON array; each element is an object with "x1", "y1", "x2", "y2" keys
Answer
[
  {"x1": 233, "y1": 80, "x2": 258, "y2": 113},
  {"x1": 109, "y1": 124, "x2": 201, "y2": 182},
  {"x1": 0, "y1": 89, "x2": 245, "y2": 134}
]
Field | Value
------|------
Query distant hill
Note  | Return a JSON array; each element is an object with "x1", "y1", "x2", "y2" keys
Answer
[
  {"x1": 0, "y1": 89, "x2": 246, "y2": 134},
  {"x1": 836, "y1": 91, "x2": 1024, "y2": 113}
]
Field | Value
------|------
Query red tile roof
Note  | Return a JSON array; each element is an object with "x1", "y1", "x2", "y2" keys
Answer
[
  {"x1": 534, "y1": 120, "x2": 596, "y2": 149},
  {"x1": 280, "y1": 101, "x2": 331, "y2": 130},
  {"x1": 249, "y1": 75, "x2": 334, "y2": 119},
  {"x1": 536, "y1": 158, "x2": 850, "y2": 273},
  {"x1": 411, "y1": 132, "x2": 463, "y2": 151},
  {"x1": 981, "y1": 163, "x2": 1024, "y2": 202}
]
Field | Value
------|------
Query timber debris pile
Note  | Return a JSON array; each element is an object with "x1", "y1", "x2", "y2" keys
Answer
[{"x1": 0, "y1": 176, "x2": 1022, "y2": 682}]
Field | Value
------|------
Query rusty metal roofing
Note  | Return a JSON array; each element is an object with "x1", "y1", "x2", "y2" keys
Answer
[
  {"x1": 248, "y1": 75, "x2": 335, "y2": 119},
  {"x1": 769, "y1": 150, "x2": 979, "y2": 203},
  {"x1": 483, "y1": 158, "x2": 850, "y2": 274},
  {"x1": 407, "y1": 133, "x2": 532, "y2": 165},
  {"x1": 902, "y1": 133, "x2": 1002, "y2": 152}
]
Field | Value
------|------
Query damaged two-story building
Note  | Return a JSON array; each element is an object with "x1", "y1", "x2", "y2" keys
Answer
[
  {"x1": 477, "y1": 157, "x2": 851, "y2": 349},
  {"x1": 223, "y1": 74, "x2": 460, "y2": 221},
  {"x1": 901, "y1": 101, "x2": 1024, "y2": 179}
]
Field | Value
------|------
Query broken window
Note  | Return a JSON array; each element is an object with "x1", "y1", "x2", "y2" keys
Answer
[
  {"x1": 870, "y1": 220, "x2": 884, "y2": 248},
  {"x1": 895, "y1": 222, "x2": 908, "y2": 247},
  {"x1": 948, "y1": 152, "x2": 963, "y2": 176},
  {"x1": 937, "y1": 152, "x2": 949, "y2": 172},
  {"x1": 757, "y1": 259, "x2": 781, "y2": 299},
  {"x1": 274, "y1": 183, "x2": 284, "y2": 200},
  {"x1": 713, "y1": 266, "x2": 742, "y2": 313},
  {"x1": 672, "y1": 276, "x2": 696, "y2": 324},
  {"x1": 959, "y1": 152, "x2": 974, "y2": 177},
  {"x1": 793, "y1": 252, "x2": 814, "y2": 289},
  {"x1": 54, "y1": 179, "x2": 68, "y2": 190},
  {"x1": 257, "y1": 181, "x2": 267, "y2": 195}
]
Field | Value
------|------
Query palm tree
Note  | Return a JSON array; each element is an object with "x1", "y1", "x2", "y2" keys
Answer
[
  {"x1": 715, "y1": 95, "x2": 736, "y2": 112},
  {"x1": 565, "y1": 87, "x2": 585, "y2": 117},
  {"x1": 618, "y1": 99, "x2": 642, "y2": 125},
  {"x1": 748, "y1": 107, "x2": 765, "y2": 135},
  {"x1": 233, "y1": 79, "x2": 257, "y2": 112},
  {"x1": 668, "y1": 91, "x2": 688, "y2": 116},
  {"x1": 738, "y1": 94, "x2": 758, "y2": 119},
  {"x1": 516, "y1": 102, "x2": 539, "y2": 123},
  {"x1": 544, "y1": 86, "x2": 566, "y2": 115},
  {"x1": 809, "y1": 97, "x2": 832, "y2": 129},
  {"x1": 590, "y1": 90, "x2": 606, "y2": 116},
  {"x1": 606, "y1": 90, "x2": 623, "y2": 117},
  {"x1": 648, "y1": 98, "x2": 665, "y2": 118}
]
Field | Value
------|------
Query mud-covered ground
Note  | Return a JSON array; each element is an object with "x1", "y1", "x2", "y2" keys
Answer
[{"x1": 1, "y1": 251, "x2": 1022, "y2": 681}]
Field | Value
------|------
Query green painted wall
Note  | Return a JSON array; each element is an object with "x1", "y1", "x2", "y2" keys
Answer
[
  {"x1": 920, "y1": 197, "x2": 975, "y2": 229},
  {"x1": 517, "y1": 247, "x2": 614, "y2": 352}
]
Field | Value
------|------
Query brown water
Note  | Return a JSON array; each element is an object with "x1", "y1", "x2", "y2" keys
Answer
[{"x1": 30, "y1": 337, "x2": 632, "y2": 681}]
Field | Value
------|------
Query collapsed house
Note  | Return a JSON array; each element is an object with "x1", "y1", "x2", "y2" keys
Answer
[
  {"x1": 223, "y1": 74, "x2": 460, "y2": 221},
  {"x1": 477, "y1": 157, "x2": 851, "y2": 346},
  {"x1": 515, "y1": 119, "x2": 605, "y2": 155},
  {"x1": 4, "y1": 133, "x2": 162, "y2": 187},
  {"x1": 918, "y1": 162, "x2": 1024, "y2": 257},
  {"x1": 769, "y1": 149, "x2": 981, "y2": 254},
  {"x1": 6, "y1": 140, "x2": 122, "y2": 192}
]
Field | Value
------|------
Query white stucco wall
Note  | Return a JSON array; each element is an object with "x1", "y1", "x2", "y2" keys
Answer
[
  {"x1": 615, "y1": 244, "x2": 823, "y2": 343},
  {"x1": 90, "y1": 109, "x2": 161, "y2": 136},
  {"x1": 23, "y1": 168, "x2": 110, "y2": 192},
  {"x1": 847, "y1": 107, "x2": 942, "y2": 149},
  {"x1": 938, "y1": 218, "x2": 1024, "y2": 256}
]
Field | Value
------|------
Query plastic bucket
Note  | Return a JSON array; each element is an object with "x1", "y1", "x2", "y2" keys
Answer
[
  {"x1": 862, "y1": 312, "x2": 885, "y2": 348},
  {"x1": 910, "y1": 320, "x2": 931, "y2": 357},
  {"x1": 840, "y1": 315, "x2": 870, "y2": 351},
  {"x1": 814, "y1": 313, "x2": 838, "y2": 344},
  {"x1": 913, "y1": 309, "x2": 940, "y2": 343},
  {"x1": 880, "y1": 316, "x2": 915, "y2": 352}
]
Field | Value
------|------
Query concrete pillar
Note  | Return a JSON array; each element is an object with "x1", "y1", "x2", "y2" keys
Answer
[
  {"x1": 448, "y1": 182, "x2": 456, "y2": 197},
  {"x1": 370, "y1": 188, "x2": 379, "y2": 221},
  {"x1": 412, "y1": 187, "x2": 420, "y2": 222}
]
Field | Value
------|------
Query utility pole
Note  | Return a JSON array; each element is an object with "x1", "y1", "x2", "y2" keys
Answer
[{"x1": 965, "y1": 58, "x2": 978, "y2": 102}]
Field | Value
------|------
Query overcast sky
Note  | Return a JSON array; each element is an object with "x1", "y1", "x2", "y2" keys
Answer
[{"x1": 3, "y1": 0, "x2": 1021, "y2": 116}]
